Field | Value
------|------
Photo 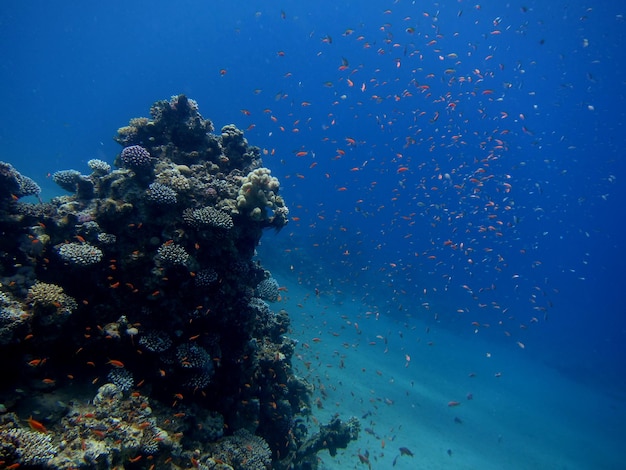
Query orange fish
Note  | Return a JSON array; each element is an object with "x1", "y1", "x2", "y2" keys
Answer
[
  {"x1": 27, "y1": 416, "x2": 47, "y2": 433},
  {"x1": 107, "y1": 359, "x2": 125, "y2": 368},
  {"x1": 27, "y1": 358, "x2": 45, "y2": 367}
]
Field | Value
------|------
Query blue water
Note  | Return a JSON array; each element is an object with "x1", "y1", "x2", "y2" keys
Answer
[{"x1": 2, "y1": 1, "x2": 624, "y2": 468}]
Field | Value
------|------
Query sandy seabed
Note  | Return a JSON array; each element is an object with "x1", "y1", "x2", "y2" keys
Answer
[{"x1": 273, "y1": 274, "x2": 624, "y2": 470}]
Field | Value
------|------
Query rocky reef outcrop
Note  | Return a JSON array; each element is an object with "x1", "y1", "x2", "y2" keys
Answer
[{"x1": 0, "y1": 95, "x2": 356, "y2": 469}]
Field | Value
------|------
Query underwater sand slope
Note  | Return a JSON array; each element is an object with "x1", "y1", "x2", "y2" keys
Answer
[{"x1": 272, "y1": 272, "x2": 625, "y2": 470}]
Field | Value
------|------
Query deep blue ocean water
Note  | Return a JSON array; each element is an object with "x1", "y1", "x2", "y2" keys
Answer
[{"x1": 1, "y1": 1, "x2": 625, "y2": 468}]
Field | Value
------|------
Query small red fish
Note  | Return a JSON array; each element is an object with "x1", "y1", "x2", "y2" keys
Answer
[
  {"x1": 447, "y1": 400, "x2": 461, "y2": 407},
  {"x1": 27, "y1": 416, "x2": 47, "y2": 433}
]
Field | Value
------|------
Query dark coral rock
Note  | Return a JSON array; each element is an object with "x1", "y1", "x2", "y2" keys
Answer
[
  {"x1": 114, "y1": 95, "x2": 261, "y2": 171},
  {"x1": 296, "y1": 417, "x2": 360, "y2": 459},
  {"x1": 151, "y1": 94, "x2": 214, "y2": 150}
]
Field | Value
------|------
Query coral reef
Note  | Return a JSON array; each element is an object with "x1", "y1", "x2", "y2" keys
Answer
[
  {"x1": 107, "y1": 367, "x2": 134, "y2": 392},
  {"x1": 27, "y1": 281, "x2": 77, "y2": 318},
  {"x1": 195, "y1": 267, "x2": 219, "y2": 288},
  {"x1": 0, "y1": 426, "x2": 58, "y2": 466},
  {"x1": 207, "y1": 428, "x2": 272, "y2": 469},
  {"x1": 0, "y1": 95, "x2": 357, "y2": 469},
  {"x1": 52, "y1": 169, "x2": 95, "y2": 199},
  {"x1": 0, "y1": 161, "x2": 41, "y2": 201},
  {"x1": 119, "y1": 145, "x2": 154, "y2": 170},
  {"x1": 0, "y1": 385, "x2": 175, "y2": 469},
  {"x1": 237, "y1": 168, "x2": 290, "y2": 228},
  {"x1": 255, "y1": 277, "x2": 280, "y2": 302},
  {"x1": 183, "y1": 206, "x2": 234, "y2": 230},
  {"x1": 138, "y1": 330, "x2": 173, "y2": 353},
  {"x1": 87, "y1": 159, "x2": 112, "y2": 175},
  {"x1": 57, "y1": 242, "x2": 103, "y2": 267},
  {"x1": 155, "y1": 241, "x2": 190, "y2": 267},
  {"x1": 146, "y1": 181, "x2": 178, "y2": 205},
  {"x1": 296, "y1": 417, "x2": 360, "y2": 458},
  {"x1": 0, "y1": 291, "x2": 30, "y2": 345}
]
